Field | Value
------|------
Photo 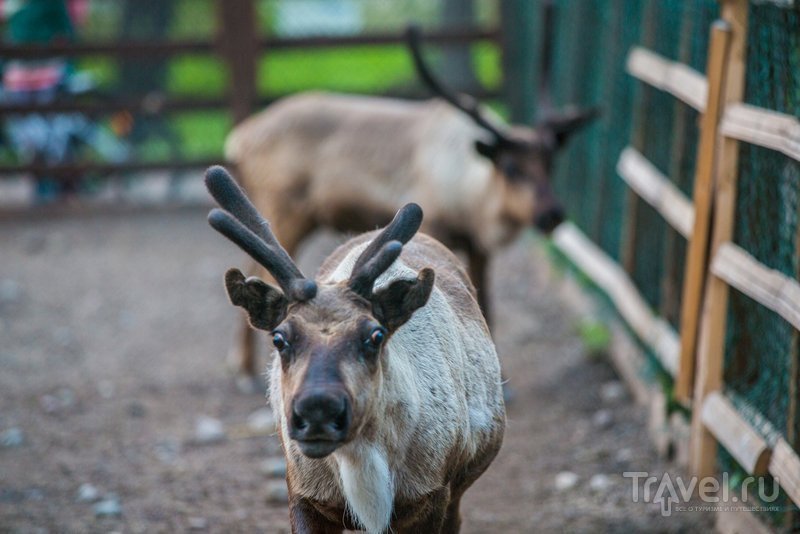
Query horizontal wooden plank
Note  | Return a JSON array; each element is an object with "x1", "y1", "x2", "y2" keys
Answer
[
  {"x1": 0, "y1": 88, "x2": 501, "y2": 118},
  {"x1": 769, "y1": 438, "x2": 800, "y2": 507},
  {"x1": 711, "y1": 242, "x2": 800, "y2": 331},
  {"x1": 616, "y1": 147, "x2": 695, "y2": 238},
  {"x1": 0, "y1": 158, "x2": 223, "y2": 179},
  {"x1": 0, "y1": 28, "x2": 500, "y2": 60},
  {"x1": 720, "y1": 103, "x2": 800, "y2": 163},
  {"x1": 626, "y1": 46, "x2": 708, "y2": 112},
  {"x1": 701, "y1": 391, "x2": 771, "y2": 475},
  {"x1": 552, "y1": 222, "x2": 679, "y2": 376}
]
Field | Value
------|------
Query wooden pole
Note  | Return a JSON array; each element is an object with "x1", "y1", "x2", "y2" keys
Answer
[
  {"x1": 674, "y1": 21, "x2": 734, "y2": 404},
  {"x1": 660, "y1": 8, "x2": 696, "y2": 327},
  {"x1": 689, "y1": 0, "x2": 749, "y2": 479},
  {"x1": 500, "y1": 0, "x2": 538, "y2": 123},
  {"x1": 217, "y1": 0, "x2": 258, "y2": 125},
  {"x1": 620, "y1": 0, "x2": 657, "y2": 274}
]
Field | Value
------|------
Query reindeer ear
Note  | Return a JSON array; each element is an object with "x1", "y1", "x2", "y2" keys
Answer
[
  {"x1": 541, "y1": 106, "x2": 601, "y2": 148},
  {"x1": 224, "y1": 268, "x2": 288, "y2": 330},
  {"x1": 474, "y1": 139, "x2": 499, "y2": 161},
  {"x1": 371, "y1": 268, "x2": 434, "y2": 332}
]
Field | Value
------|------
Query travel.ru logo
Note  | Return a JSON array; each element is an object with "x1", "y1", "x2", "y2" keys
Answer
[{"x1": 623, "y1": 471, "x2": 781, "y2": 517}]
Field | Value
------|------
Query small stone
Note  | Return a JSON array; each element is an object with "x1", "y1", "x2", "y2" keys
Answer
[
  {"x1": 235, "y1": 375, "x2": 266, "y2": 395},
  {"x1": 194, "y1": 416, "x2": 226, "y2": 444},
  {"x1": 97, "y1": 380, "x2": 115, "y2": 400},
  {"x1": 25, "y1": 489, "x2": 44, "y2": 502},
  {"x1": 126, "y1": 401, "x2": 147, "y2": 418},
  {"x1": 188, "y1": 516, "x2": 208, "y2": 530},
  {"x1": 0, "y1": 279, "x2": 22, "y2": 305},
  {"x1": 599, "y1": 381, "x2": 626, "y2": 403},
  {"x1": 154, "y1": 439, "x2": 181, "y2": 464},
  {"x1": 77, "y1": 483, "x2": 100, "y2": 503},
  {"x1": 53, "y1": 327, "x2": 75, "y2": 349},
  {"x1": 39, "y1": 388, "x2": 76, "y2": 414},
  {"x1": 589, "y1": 474, "x2": 612, "y2": 492},
  {"x1": 615, "y1": 447, "x2": 633, "y2": 463},
  {"x1": 247, "y1": 408, "x2": 276, "y2": 433},
  {"x1": 94, "y1": 495, "x2": 122, "y2": 517},
  {"x1": 1, "y1": 427, "x2": 24, "y2": 448},
  {"x1": 260, "y1": 457, "x2": 287, "y2": 478},
  {"x1": 118, "y1": 310, "x2": 136, "y2": 330},
  {"x1": 591, "y1": 409, "x2": 613, "y2": 429},
  {"x1": 265, "y1": 480, "x2": 289, "y2": 504},
  {"x1": 554, "y1": 471, "x2": 579, "y2": 491}
]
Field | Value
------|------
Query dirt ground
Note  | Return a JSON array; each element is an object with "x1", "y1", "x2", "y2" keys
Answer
[{"x1": 0, "y1": 207, "x2": 715, "y2": 533}]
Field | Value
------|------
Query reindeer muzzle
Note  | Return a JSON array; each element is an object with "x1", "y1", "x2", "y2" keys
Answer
[
  {"x1": 534, "y1": 204, "x2": 566, "y2": 234},
  {"x1": 289, "y1": 388, "x2": 351, "y2": 458}
]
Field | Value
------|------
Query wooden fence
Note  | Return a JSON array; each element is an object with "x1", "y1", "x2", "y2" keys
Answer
[
  {"x1": 551, "y1": 0, "x2": 800, "y2": 527},
  {"x1": 0, "y1": 0, "x2": 501, "y2": 181}
]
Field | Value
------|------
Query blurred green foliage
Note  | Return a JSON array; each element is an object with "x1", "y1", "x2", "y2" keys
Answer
[{"x1": 59, "y1": 0, "x2": 502, "y2": 162}]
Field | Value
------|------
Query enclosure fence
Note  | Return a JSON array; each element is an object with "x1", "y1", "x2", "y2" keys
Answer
[
  {"x1": 0, "y1": 0, "x2": 501, "y2": 182},
  {"x1": 541, "y1": 0, "x2": 800, "y2": 529}
]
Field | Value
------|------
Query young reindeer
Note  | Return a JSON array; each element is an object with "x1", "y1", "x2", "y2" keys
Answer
[
  {"x1": 205, "y1": 166, "x2": 505, "y2": 533},
  {"x1": 224, "y1": 25, "x2": 598, "y2": 380}
]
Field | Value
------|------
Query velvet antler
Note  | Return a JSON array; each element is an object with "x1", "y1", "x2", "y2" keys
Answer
[
  {"x1": 348, "y1": 203, "x2": 423, "y2": 299},
  {"x1": 405, "y1": 25, "x2": 518, "y2": 147},
  {"x1": 205, "y1": 166, "x2": 317, "y2": 302}
]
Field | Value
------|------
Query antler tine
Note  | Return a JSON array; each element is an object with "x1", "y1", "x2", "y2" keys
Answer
[
  {"x1": 405, "y1": 25, "x2": 514, "y2": 145},
  {"x1": 349, "y1": 203, "x2": 423, "y2": 297},
  {"x1": 205, "y1": 166, "x2": 316, "y2": 302},
  {"x1": 205, "y1": 166, "x2": 297, "y2": 270},
  {"x1": 208, "y1": 209, "x2": 317, "y2": 301},
  {"x1": 349, "y1": 241, "x2": 403, "y2": 299}
]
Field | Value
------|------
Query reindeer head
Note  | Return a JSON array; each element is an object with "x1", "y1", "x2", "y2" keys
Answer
[
  {"x1": 206, "y1": 166, "x2": 434, "y2": 459},
  {"x1": 406, "y1": 24, "x2": 599, "y2": 233}
]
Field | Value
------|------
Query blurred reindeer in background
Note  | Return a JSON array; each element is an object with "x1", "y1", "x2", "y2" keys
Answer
[{"x1": 223, "y1": 19, "x2": 599, "y2": 386}]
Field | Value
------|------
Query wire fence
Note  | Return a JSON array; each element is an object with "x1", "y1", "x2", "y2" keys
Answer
[{"x1": 548, "y1": 0, "x2": 800, "y2": 528}]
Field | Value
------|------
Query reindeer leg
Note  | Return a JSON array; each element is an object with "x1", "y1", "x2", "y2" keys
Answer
[
  {"x1": 467, "y1": 245, "x2": 491, "y2": 330},
  {"x1": 466, "y1": 244, "x2": 515, "y2": 402},
  {"x1": 398, "y1": 486, "x2": 449, "y2": 534},
  {"x1": 289, "y1": 497, "x2": 343, "y2": 534},
  {"x1": 441, "y1": 494, "x2": 463, "y2": 534}
]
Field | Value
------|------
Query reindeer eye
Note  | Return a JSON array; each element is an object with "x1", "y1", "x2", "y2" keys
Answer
[
  {"x1": 272, "y1": 332, "x2": 288, "y2": 351},
  {"x1": 365, "y1": 327, "x2": 386, "y2": 349}
]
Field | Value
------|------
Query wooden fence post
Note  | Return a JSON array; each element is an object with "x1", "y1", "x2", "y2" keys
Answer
[
  {"x1": 500, "y1": 0, "x2": 539, "y2": 123},
  {"x1": 620, "y1": 0, "x2": 657, "y2": 274},
  {"x1": 218, "y1": 0, "x2": 258, "y2": 125},
  {"x1": 674, "y1": 21, "x2": 733, "y2": 404},
  {"x1": 689, "y1": 0, "x2": 749, "y2": 479},
  {"x1": 659, "y1": 7, "x2": 698, "y2": 327}
]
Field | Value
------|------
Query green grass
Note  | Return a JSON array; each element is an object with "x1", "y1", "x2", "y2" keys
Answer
[
  {"x1": 172, "y1": 111, "x2": 232, "y2": 159},
  {"x1": 9, "y1": 25, "x2": 503, "y2": 165},
  {"x1": 169, "y1": 56, "x2": 227, "y2": 97},
  {"x1": 170, "y1": 42, "x2": 503, "y2": 159}
]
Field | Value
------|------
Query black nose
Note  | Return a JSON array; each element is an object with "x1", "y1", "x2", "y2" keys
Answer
[
  {"x1": 290, "y1": 389, "x2": 351, "y2": 442},
  {"x1": 534, "y1": 205, "x2": 565, "y2": 234}
]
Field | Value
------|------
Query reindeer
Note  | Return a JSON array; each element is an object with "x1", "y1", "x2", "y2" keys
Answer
[
  {"x1": 205, "y1": 166, "x2": 505, "y2": 533},
  {"x1": 223, "y1": 24, "x2": 598, "y2": 383}
]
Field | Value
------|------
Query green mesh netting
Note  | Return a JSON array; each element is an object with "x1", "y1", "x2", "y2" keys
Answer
[
  {"x1": 550, "y1": 0, "x2": 717, "y2": 327},
  {"x1": 718, "y1": 2, "x2": 800, "y2": 528}
]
